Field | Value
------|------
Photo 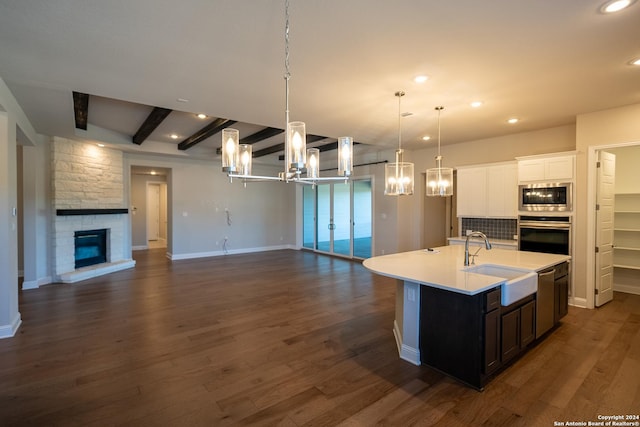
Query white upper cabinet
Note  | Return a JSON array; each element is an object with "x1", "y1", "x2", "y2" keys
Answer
[
  {"x1": 457, "y1": 167, "x2": 487, "y2": 217},
  {"x1": 517, "y1": 154, "x2": 575, "y2": 182},
  {"x1": 457, "y1": 162, "x2": 517, "y2": 218}
]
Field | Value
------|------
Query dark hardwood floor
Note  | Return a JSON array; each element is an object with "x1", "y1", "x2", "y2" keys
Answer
[{"x1": 1, "y1": 249, "x2": 638, "y2": 426}]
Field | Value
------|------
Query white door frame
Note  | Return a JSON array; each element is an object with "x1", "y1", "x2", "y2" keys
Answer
[{"x1": 586, "y1": 140, "x2": 639, "y2": 309}]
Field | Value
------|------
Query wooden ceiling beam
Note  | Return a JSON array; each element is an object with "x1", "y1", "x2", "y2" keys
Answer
[
  {"x1": 278, "y1": 140, "x2": 361, "y2": 160},
  {"x1": 215, "y1": 127, "x2": 284, "y2": 155},
  {"x1": 241, "y1": 127, "x2": 284, "y2": 144},
  {"x1": 253, "y1": 134, "x2": 326, "y2": 158},
  {"x1": 132, "y1": 107, "x2": 172, "y2": 145},
  {"x1": 72, "y1": 91, "x2": 89, "y2": 130},
  {"x1": 178, "y1": 118, "x2": 237, "y2": 150}
]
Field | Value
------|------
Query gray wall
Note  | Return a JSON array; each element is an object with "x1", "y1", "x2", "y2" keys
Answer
[{"x1": 125, "y1": 154, "x2": 296, "y2": 258}]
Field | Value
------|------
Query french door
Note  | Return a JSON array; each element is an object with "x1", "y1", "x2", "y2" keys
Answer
[{"x1": 303, "y1": 178, "x2": 372, "y2": 259}]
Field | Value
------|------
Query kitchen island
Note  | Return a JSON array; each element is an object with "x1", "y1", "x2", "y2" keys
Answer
[{"x1": 363, "y1": 244, "x2": 570, "y2": 389}]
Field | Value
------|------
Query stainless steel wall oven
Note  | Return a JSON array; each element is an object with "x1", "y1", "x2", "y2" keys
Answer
[{"x1": 518, "y1": 215, "x2": 571, "y2": 255}]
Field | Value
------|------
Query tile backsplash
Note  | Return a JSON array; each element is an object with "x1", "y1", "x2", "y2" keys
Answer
[{"x1": 460, "y1": 218, "x2": 517, "y2": 240}]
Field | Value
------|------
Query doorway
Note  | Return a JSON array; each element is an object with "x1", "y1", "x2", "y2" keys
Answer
[
  {"x1": 302, "y1": 178, "x2": 372, "y2": 259},
  {"x1": 130, "y1": 167, "x2": 169, "y2": 251},
  {"x1": 588, "y1": 143, "x2": 640, "y2": 308}
]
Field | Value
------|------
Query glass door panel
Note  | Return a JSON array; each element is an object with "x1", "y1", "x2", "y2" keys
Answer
[
  {"x1": 305, "y1": 179, "x2": 372, "y2": 258},
  {"x1": 353, "y1": 179, "x2": 372, "y2": 258},
  {"x1": 332, "y1": 182, "x2": 352, "y2": 256},
  {"x1": 302, "y1": 185, "x2": 315, "y2": 249},
  {"x1": 316, "y1": 183, "x2": 331, "y2": 253}
]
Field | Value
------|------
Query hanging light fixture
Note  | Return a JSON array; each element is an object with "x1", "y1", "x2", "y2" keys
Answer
[
  {"x1": 384, "y1": 91, "x2": 414, "y2": 196},
  {"x1": 426, "y1": 106, "x2": 453, "y2": 197},
  {"x1": 221, "y1": 0, "x2": 353, "y2": 185}
]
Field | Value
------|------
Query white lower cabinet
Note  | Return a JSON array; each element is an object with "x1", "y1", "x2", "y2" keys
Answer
[{"x1": 457, "y1": 162, "x2": 517, "y2": 218}]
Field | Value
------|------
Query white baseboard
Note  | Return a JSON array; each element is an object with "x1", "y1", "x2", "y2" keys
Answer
[
  {"x1": 21, "y1": 276, "x2": 53, "y2": 290},
  {"x1": 0, "y1": 313, "x2": 22, "y2": 339},
  {"x1": 169, "y1": 244, "x2": 296, "y2": 261},
  {"x1": 393, "y1": 320, "x2": 403, "y2": 355},
  {"x1": 614, "y1": 284, "x2": 640, "y2": 296},
  {"x1": 393, "y1": 320, "x2": 421, "y2": 366},
  {"x1": 21, "y1": 280, "x2": 39, "y2": 290},
  {"x1": 132, "y1": 245, "x2": 149, "y2": 251},
  {"x1": 570, "y1": 296, "x2": 588, "y2": 308}
]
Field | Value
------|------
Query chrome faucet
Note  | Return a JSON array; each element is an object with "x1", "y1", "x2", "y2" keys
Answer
[{"x1": 464, "y1": 231, "x2": 492, "y2": 266}]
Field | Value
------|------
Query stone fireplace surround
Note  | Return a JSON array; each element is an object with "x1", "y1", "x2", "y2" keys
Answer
[{"x1": 52, "y1": 137, "x2": 135, "y2": 283}]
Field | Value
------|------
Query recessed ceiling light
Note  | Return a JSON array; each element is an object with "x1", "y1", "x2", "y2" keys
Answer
[
  {"x1": 507, "y1": 118, "x2": 519, "y2": 124},
  {"x1": 177, "y1": 98, "x2": 189, "y2": 103},
  {"x1": 196, "y1": 113, "x2": 207, "y2": 119},
  {"x1": 170, "y1": 133, "x2": 179, "y2": 139},
  {"x1": 601, "y1": 0, "x2": 635, "y2": 13},
  {"x1": 470, "y1": 101, "x2": 483, "y2": 108},
  {"x1": 97, "y1": 143, "x2": 105, "y2": 147},
  {"x1": 150, "y1": 171, "x2": 157, "y2": 175},
  {"x1": 422, "y1": 135, "x2": 431, "y2": 141},
  {"x1": 414, "y1": 75, "x2": 428, "y2": 83},
  {"x1": 630, "y1": 58, "x2": 640, "y2": 66}
]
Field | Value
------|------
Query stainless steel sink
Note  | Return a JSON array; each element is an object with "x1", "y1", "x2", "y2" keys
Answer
[{"x1": 465, "y1": 264, "x2": 538, "y2": 305}]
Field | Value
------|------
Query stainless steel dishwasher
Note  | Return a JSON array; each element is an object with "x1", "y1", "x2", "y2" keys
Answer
[{"x1": 536, "y1": 267, "x2": 555, "y2": 338}]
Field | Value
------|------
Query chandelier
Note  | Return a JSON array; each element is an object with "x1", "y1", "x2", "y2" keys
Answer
[
  {"x1": 426, "y1": 106, "x2": 453, "y2": 196},
  {"x1": 221, "y1": 0, "x2": 353, "y2": 185},
  {"x1": 384, "y1": 91, "x2": 414, "y2": 196}
]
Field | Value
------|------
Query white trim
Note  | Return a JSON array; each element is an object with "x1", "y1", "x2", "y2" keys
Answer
[
  {"x1": 614, "y1": 284, "x2": 640, "y2": 296},
  {"x1": 21, "y1": 280, "x2": 38, "y2": 290},
  {"x1": 515, "y1": 150, "x2": 579, "y2": 161},
  {"x1": 570, "y1": 297, "x2": 588, "y2": 309},
  {"x1": 0, "y1": 313, "x2": 22, "y2": 339},
  {"x1": 132, "y1": 245, "x2": 149, "y2": 251},
  {"x1": 392, "y1": 320, "x2": 402, "y2": 351},
  {"x1": 399, "y1": 344, "x2": 421, "y2": 366},
  {"x1": 20, "y1": 276, "x2": 53, "y2": 290},
  {"x1": 394, "y1": 319, "x2": 420, "y2": 365},
  {"x1": 168, "y1": 244, "x2": 296, "y2": 261}
]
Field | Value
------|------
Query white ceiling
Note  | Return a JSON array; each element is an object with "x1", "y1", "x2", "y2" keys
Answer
[{"x1": 1, "y1": 0, "x2": 639, "y2": 160}]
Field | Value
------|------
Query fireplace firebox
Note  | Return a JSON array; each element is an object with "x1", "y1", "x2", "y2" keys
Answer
[{"x1": 74, "y1": 229, "x2": 108, "y2": 269}]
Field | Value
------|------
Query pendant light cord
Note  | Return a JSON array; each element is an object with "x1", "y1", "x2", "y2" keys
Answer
[
  {"x1": 395, "y1": 91, "x2": 405, "y2": 152},
  {"x1": 435, "y1": 106, "x2": 444, "y2": 158},
  {"x1": 283, "y1": 0, "x2": 291, "y2": 174},
  {"x1": 284, "y1": 0, "x2": 291, "y2": 125}
]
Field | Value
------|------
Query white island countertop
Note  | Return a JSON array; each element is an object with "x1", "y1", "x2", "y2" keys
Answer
[{"x1": 363, "y1": 245, "x2": 570, "y2": 296}]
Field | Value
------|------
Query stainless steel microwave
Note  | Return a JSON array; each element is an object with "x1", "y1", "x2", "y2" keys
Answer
[{"x1": 518, "y1": 182, "x2": 572, "y2": 212}]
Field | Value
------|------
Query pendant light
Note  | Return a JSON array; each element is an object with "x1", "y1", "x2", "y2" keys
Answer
[
  {"x1": 384, "y1": 91, "x2": 414, "y2": 196},
  {"x1": 221, "y1": 0, "x2": 353, "y2": 185},
  {"x1": 426, "y1": 106, "x2": 453, "y2": 197}
]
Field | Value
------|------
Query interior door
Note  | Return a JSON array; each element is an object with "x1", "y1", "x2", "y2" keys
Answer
[
  {"x1": 595, "y1": 151, "x2": 616, "y2": 307},
  {"x1": 147, "y1": 183, "x2": 160, "y2": 242}
]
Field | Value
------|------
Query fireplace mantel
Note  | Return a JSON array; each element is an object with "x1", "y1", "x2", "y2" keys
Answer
[{"x1": 56, "y1": 208, "x2": 129, "y2": 216}]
